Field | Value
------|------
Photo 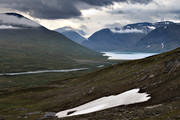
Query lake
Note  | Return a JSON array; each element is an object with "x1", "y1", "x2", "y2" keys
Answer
[{"x1": 102, "y1": 51, "x2": 159, "y2": 60}]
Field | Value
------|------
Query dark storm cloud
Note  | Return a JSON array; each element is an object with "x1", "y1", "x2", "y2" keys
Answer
[
  {"x1": 81, "y1": 0, "x2": 152, "y2": 6},
  {"x1": 0, "y1": 0, "x2": 152, "y2": 19},
  {"x1": 129, "y1": 0, "x2": 152, "y2": 4},
  {"x1": 0, "y1": 0, "x2": 81, "y2": 19}
]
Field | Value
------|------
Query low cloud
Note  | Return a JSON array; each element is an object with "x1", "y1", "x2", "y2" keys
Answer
[
  {"x1": 0, "y1": 25, "x2": 20, "y2": 29},
  {"x1": 111, "y1": 28, "x2": 144, "y2": 33},
  {"x1": 105, "y1": 23, "x2": 122, "y2": 29},
  {"x1": 0, "y1": 13, "x2": 40, "y2": 27}
]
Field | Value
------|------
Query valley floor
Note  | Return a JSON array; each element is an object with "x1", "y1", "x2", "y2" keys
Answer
[{"x1": 0, "y1": 48, "x2": 180, "y2": 120}]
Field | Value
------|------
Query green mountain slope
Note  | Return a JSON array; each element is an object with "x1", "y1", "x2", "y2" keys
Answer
[
  {"x1": 0, "y1": 47, "x2": 180, "y2": 120},
  {"x1": 0, "y1": 13, "x2": 106, "y2": 73}
]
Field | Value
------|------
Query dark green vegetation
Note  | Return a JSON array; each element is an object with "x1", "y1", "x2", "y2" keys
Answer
[
  {"x1": 0, "y1": 47, "x2": 180, "y2": 120},
  {"x1": 0, "y1": 26, "x2": 106, "y2": 73}
]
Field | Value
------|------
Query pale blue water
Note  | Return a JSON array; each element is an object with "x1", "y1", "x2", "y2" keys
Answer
[{"x1": 102, "y1": 51, "x2": 159, "y2": 60}]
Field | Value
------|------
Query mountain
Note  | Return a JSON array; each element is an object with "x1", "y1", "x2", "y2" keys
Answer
[
  {"x1": 55, "y1": 27, "x2": 87, "y2": 44},
  {"x1": 82, "y1": 21, "x2": 176, "y2": 52},
  {"x1": 122, "y1": 22, "x2": 155, "y2": 33},
  {"x1": 122, "y1": 21, "x2": 174, "y2": 33},
  {"x1": 154, "y1": 21, "x2": 175, "y2": 28},
  {"x1": 0, "y1": 13, "x2": 40, "y2": 28},
  {"x1": 82, "y1": 28, "x2": 146, "y2": 51},
  {"x1": 136, "y1": 23, "x2": 180, "y2": 52},
  {"x1": 1, "y1": 46, "x2": 180, "y2": 120},
  {"x1": 0, "y1": 13, "x2": 106, "y2": 72}
]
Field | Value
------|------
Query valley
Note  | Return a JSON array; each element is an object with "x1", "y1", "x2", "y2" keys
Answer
[{"x1": 0, "y1": 2, "x2": 180, "y2": 119}]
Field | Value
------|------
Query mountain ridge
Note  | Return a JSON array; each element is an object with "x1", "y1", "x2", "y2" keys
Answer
[
  {"x1": 82, "y1": 21, "x2": 179, "y2": 52},
  {"x1": 55, "y1": 27, "x2": 87, "y2": 44},
  {"x1": 136, "y1": 23, "x2": 180, "y2": 52}
]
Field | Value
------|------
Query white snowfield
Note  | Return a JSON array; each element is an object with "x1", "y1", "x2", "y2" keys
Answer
[
  {"x1": 0, "y1": 68, "x2": 88, "y2": 76},
  {"x1": 56, "y1": 88, "x2": 151, "y2": 118}
]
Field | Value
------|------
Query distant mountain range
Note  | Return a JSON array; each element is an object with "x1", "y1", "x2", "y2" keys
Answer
[
  {"x1": 136, "y1": 23, "x2": 180, "y2": 52},
  {"x1": 80, "y1": 21, "x2": 179, "y2": 53},
  {"x1": 0, "y1": 13, "x2": 106, "y2": 72},
  {"x1": 55, "y1": 27, "x2": 87, "y2": 44}
]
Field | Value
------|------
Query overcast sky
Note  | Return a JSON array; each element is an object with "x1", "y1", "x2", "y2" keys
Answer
[{"x1": 0, "y1": 0, "x2": 180, "y2": 37}]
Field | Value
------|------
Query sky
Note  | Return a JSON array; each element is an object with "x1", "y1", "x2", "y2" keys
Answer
[{"x1": 0, "y1": 0, "x2": 180, "y2": 38}]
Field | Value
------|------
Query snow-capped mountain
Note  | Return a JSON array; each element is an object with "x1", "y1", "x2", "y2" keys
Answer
[
  {"x1": 82, "y1": 21, "x2": 179, "y2": 52},
  {"x1": 119, "y1": 21, "x2": 174, "y2": 34},
  {"x1": 121, "y1": 22, "x2": 155, "y2": 33},
  {"x1": 153, "y1": 21, "x2": 174, "y2": 28},
  {"x1": 136, "y1": 22, "x2": 180, "y2": 52}
]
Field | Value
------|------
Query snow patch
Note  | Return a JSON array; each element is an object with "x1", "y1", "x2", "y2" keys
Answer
[
  {"x1": 56, "y1": 88, "x2": 151, "y2": 118},
  {"x1": 147, "y1": 26, "x2": 156, "y2": 30},
  {"x1": 161, "y1": 43, "x2": 165, "y2": 49},
  {"x1": 147, "y1": 45, "x2": 151, "y2": 48}
]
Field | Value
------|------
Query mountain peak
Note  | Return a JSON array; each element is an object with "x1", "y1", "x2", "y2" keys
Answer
[
  {"x1": 0, "y1": 13, "x2": 40, "y2": 28},
  {"x1": 5, "y1": 13, "x2": 24, "y2": 18}
]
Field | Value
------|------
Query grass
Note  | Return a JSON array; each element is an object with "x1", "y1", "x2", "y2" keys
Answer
[
  {"x1": 0, "y1": 27, "x2": 107, "y2": 73},
  {"x1": 0, "y1": 48, "x2": 180, "y2": 120}
]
